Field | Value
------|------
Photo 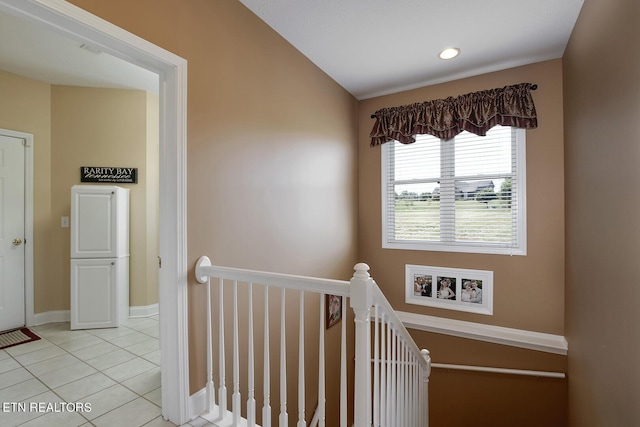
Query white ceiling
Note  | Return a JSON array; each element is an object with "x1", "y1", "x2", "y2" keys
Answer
[
  {"x1": 0, "y1": 10, "x2": 158, "y2": 93},
  {"x1": 0, "y1": 1, "x2": 584, "y2": 100},
  {"x1": 239, "y1": 0, "x2": 585, "y2": 99}
]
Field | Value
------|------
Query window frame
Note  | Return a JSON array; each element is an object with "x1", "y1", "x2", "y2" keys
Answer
[{"x1": 381, "y1": 128, "x2": 527, "y2": 255}]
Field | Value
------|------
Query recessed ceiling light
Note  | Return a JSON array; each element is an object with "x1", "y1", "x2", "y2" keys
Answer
[{"x1": 438, "y1": 47, "x2": 460, "y2": 60}]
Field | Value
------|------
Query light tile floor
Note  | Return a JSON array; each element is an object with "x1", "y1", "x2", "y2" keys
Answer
[{"x1": 0, "y1": 317, "x2": 179, "y2": 427}]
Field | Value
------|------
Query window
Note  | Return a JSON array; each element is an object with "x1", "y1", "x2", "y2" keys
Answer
[{"x1": 381, "y1": 125, "x2": 526, "y2": 255}]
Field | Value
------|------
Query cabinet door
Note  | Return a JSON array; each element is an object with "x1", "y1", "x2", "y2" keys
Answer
[
  {"x1": 71, "y1": 259, "x2": 117, "y2": 329},
  {"x1": 71, "y1": 186, "x2": 120, "y2": 258}
]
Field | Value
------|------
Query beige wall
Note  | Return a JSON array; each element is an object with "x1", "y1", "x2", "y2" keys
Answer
[
  {"x1": 358, "y1": 59, "x2": 567, "y2": 426},
  {"x1": 0, "y1": 70, "x2": 159, "y2": 314},
  {"x1": 50, "y1": 85, "x2": 159, "y2": 310},
  {"x1": 563, "y1": 0, "x2": 640, "y2": 426},
  {"x1": 0, "y1": 69, "x2": 53, "y2": 311},
  {"x1": 66, "y1": 0, "x2": 360, "y2": 424}
]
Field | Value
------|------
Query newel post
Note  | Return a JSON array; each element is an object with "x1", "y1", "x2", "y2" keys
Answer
[{"x1": 350, "y1": 263, "x2": 373, "y2": 427}]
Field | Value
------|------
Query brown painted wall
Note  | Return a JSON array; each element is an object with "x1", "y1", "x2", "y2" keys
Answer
[
  {"x1": 563, "y1": 0, "x2": 640, "y2": 426},
  {"x1": 65, "y1": 0, "x2": 359, "y2": 425},
  {"x1": 63, "y1": 1, "x2": 576, "y2": 426},
  {"x1": 358, "y1": 59, "x2": 567, "y2": 426},
  {"x1": 430, "y1": 368, "x2": 566, "y2": 427}
]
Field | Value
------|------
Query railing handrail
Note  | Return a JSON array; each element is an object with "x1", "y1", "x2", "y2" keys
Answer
[
  {"x1": 195, "y1": 258, "x2": 430, "y2": 372},
  {"x1": 196, "y1": 261, "x2": 351, "y2": 297}
]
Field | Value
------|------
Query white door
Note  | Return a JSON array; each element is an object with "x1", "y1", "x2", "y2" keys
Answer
[{"x1": 0, "y1": 134, "x2": 25, "y2": 331}]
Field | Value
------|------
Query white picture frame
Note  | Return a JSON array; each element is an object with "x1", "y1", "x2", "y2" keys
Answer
[{"x1": 405, "y1": 264, "x2": 493, "y2": 315}]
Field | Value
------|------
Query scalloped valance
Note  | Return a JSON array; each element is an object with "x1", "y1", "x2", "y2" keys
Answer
[{"x1": 369, "y1": 83, "x2": 538, "y2": 146}]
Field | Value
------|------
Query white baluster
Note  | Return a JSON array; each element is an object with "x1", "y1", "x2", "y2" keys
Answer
[
  {"x1": 247, "y1": 282, "x2": 256, "y2": 427},
  {"x1": 398, "y1": 339, "x2": 402, "y2": 427},
  {"x1": 205, "y1": 277, "x2": 215, "y2": 413},
  {"x1": 340, "y1": 295, "x2": 347, "y2": 427},
  {"x1": 416, "y1": 353, "x2": 421, "y2": 427},
  {"x1": 263, "y1": 286, "x2": 271, "y2": 427},
  {"x1": 408, "y1": 347, "x2": 412, "y2": 425},
  {"x1": 398, "y1": 335, "x2": 403, "y2": 424},
  {"x1": 297, "y1": 291, "x2": 306, "y2": 427},
  {"x1": 405, "y1": 344, "x2": 409, "y2": 426},
  {"x1": 318, "y1": 294, "x2": 326, "y2": 427},
  {"x1": 397, "y1": 338, "x2": 406, "y2": 426},
  {"x1": 411, "y1": 349, "x2": 416, "y2": 426},
  {"x1": 373, "y1": 305, "x2": 380, "y2": 427},
  {"x1": 390, "y1": 331, "x2": 396, "y2": 424},
  {"x1": 401, "y1": 340, "x2": 409, "y2": 425},
  {"x1": 385, "y1": 321, "x2": 392, "y2": 427},
  {"x1": 379, "y1": 315, "x2": 386, "y2": 427},
  {"x1": 408, "y1": 347, "x2": 412, "y2": 426},
  {"x1": 279, "y1": 288, "x2": 288, "y2": 427},
  {"x1": 218, "y1": 278, "x2": 227, "y2": 420},
  {"x1": 233, "y1": 281, "x2": 241, "y2": 425},
  {"x1": 412, "y1": 354, "x2": 420, "y2": 426},
  {"x1": 409, "y1": 351, "x2": 414, "y2": 427}
]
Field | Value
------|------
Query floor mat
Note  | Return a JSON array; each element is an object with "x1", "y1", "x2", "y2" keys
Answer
[{"x1": 0, "y1": 327, "x2": 41, "y2": 350}]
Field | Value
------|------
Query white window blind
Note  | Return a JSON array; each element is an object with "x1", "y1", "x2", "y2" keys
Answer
[{"x1": 382, "y1": 125, "x2": 526, "y2": 255}]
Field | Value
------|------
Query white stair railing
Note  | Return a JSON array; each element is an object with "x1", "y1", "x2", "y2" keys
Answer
[{"x1": 195, "y1": 257, "x2": 431, "y2": 427}]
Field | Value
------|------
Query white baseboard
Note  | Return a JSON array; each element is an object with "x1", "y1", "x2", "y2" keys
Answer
[
  {"x1": 188, "y1": 388, "x2": 250, "y2": 426},
  {"x1": 29, "y1": 304, "x2": 158, "y2": 327},
  {"x1": 189, "y1": 388, "x2": 207, "y2": 422},
  {"x1": 129, "y1": 303, "x2": 159, "y2": 318},
  {"x1": 31, "y1": 310, "x2": 70, "y2": 326},
  {"x1": 396, "y1": 310, "x2": 568, "y2": 355}
]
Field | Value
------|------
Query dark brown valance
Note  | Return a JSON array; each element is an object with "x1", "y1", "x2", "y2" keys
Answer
[{"x1": 369, "y1": 83, "x2": 538, "y2": 146}]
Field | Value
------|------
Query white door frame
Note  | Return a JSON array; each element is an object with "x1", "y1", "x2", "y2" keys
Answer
[
  {"x1": 0, "y1": 129, "x2": 33, "y2": 330},
  {"x1": 0, "y1": 0, "x2": 189, "y2": 424}
]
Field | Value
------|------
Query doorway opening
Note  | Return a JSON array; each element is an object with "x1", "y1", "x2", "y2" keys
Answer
[{"x1": 0, "y1": 1, "x2": 189, "y2": 424}]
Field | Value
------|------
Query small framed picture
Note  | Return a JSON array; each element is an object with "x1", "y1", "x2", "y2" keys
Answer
[
  {"x1": 326, "y1": 294, "x2": 342, "y2": 329},
  {"x1": 405, "y1": 264, "x2": 493, "y2": 315}
]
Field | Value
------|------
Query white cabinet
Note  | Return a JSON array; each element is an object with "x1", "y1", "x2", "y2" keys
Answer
[
  {"x1": 70, "y1": 257, "x2": 129, "y2": 329},
  {"x1": 70, "y1": 185, "x2": 130, "y2": 330}
]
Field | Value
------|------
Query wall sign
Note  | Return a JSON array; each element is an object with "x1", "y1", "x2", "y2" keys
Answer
[{"x1": 80, "y1": 166, "x2": 138, "y2": 184}]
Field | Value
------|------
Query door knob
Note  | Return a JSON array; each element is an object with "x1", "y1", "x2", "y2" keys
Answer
[{"x1": 12, "y1": 238, "x2": 23, "y2": 246}]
